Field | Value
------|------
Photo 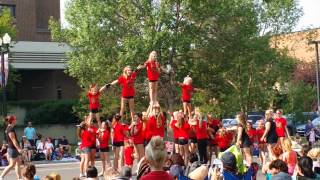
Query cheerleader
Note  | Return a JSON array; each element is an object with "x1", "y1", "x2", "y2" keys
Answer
[
  {"x1": 87, "y1": 121, "x2": 98, "y2": 167},
  {"x1": 111, "y1": 114, "x2": 126, "y2": 172},
  {"x1": 195, "y1": 114, "x2": 208, "y2": 163},
  {"x1": 110, "y1": 66, "x2": 137, "y2": 122},
  {"x1": 129, "y1": 113, "x2": 145, "y2": 161},
  {"x1": 87, "y1": 83, "x2": 109, "y2": 125},
  {"x1": 97, "y1": 121, "x2": 111, "y2": 176},
  {"x1": 145, "y1": 106, "x2": 165, "y2": 143},
  {"x1": 77, "y1": 117, "x2": 90, "y2": 178},
  {"x1": 138, "y1": 51, "x2": 161, "y2": 107},
  {"x1": 256, "y1": 120, "x2": 267, "y2": 165}
]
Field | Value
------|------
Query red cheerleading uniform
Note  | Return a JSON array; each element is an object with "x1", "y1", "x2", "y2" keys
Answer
[
  {"x1": 145, "y1": 115, "x2": 165, "y2": 141},
  {"x1": 170, "y1": 120, "x2": 179, "y2": 139},
  {"x1": 81, "y1": 129, "x2": 92, "y2": 148},
  {"x1": 112, "y1": 122, "x2": 125, "y2": 143},
  {"x1": 88, "y1": 125, "x2": 98, "y2": 148},
  {"x1": 144, "y1": 60, "x2": 160, "y2": 81},
  {"x1": 196, "y1": 121, "x2": 208, "y2": 140},
  {"x1": 130, "y1": 121, "x2": 144, "y2": 144},
  {"x1": 117, "y1": 71, "x2": 137, "y2": 98},
  {"x1": 215, "y1": 132, "x2": 233, "y2": 150},
  {"x1": 87, "y1": 91, "x2": 100, "y2": 110},
  {"x1": 170, "y1": 121, "x2": 190, "y2": 140},
  {"x1": 124, "y1": 146, "x2": 134, "y2": 166},
  {"x1": 98, "y1": 129, "x2": 110, "y2": 148},
  {"x1": 256, "y1": 128, "x2": 265, "y2": 144},
  {"x1": 181, "y1": 84, "x2": 194, "y2": 102},
  {"x1": 247, "y1": 128, "x2": 256, "y2": 144},
  {"x1": 275, "y1": 117, "x2": 287, "y2": 137}
]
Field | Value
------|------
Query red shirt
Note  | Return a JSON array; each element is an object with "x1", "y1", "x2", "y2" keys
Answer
[
  {"x1": 170, "y1": 120, "x2": 190, "y2": 139},
  {"x1": 146, "y1": 115, "x2": 165, "y2": 141},
  {"x1": 207, "y1": 118, "x2": 221, "y2": 138},
  {"x1": 196, "y1": 121, "x2": 208, "y2": 139},
  {"x1": 140, "y1": 171, "x2": 173, "y2": 180},
  {"x1": 131, "y1": 121, "x2": 144, "y2": 144},
  {"x1": 112, "y1": 122, "x2": 125, "y2": 143},
  {"x1": 88, "y1": 125, "x2": 98, "y2": 147},
  {"x1": 256, "y1": 128, "x2": 265, "y2": 144},
  {"x1": 275, "y1": 117, "x2": 287, "y2": 137},
  {"x1": 98, "y1": 129, "x2": 110, "y2": 148},
  {"x1": 181, "y1": 84, "x2": 194, "y2": 101},
  {"x1": 144, "y1": 60, "x2": 160, "y2": 81},
  {"x1": 247, "y1": 128, "x2": 256, "y2": 143},
  {"x1": 118, "y1": 71, "x2": 137, "y2": 97},
  {"x1": 124, "y1": 146, "x2": 134, "y2": 166},
  {"x1": 215, "y1": 132, "x2": 232, "y2": 150},
  {"x1": 87, "y1": 92, "x2": 100, "y2": 110},
  {"x1": 189, "y1": 125, "x2": 197, "y2": 139},
  {"x1": 80, "y1": 129, "x2": 91, "y2": 148}
]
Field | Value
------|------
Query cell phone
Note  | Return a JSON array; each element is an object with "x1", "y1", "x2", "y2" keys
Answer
[{"x1": 212, "y1": 159, "x2": 223, "y2": 173}]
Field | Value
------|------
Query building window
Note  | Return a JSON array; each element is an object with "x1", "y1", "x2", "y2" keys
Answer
[
  {"x1": 57, "y1": 86, "x2": 62, "y2": 99},
  {"x1": 0, "y1": 4, "x2": 16, "y2": 18}
]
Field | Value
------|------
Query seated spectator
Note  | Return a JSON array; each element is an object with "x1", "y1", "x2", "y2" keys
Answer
[
  {"x1": 269, "y1": 159, "x2": 291, "y2": 180},
  {"x1": 87, "y1": 166, "x2": 98, "y2": 180},
  {"x1": 37, "y1": 138, "x2": 54, "y2": 160},
  {"x1": 184, "y1": 153, "x2": 201, "y2": 176},
  {"x1": 58, "y1": 136, "x2": 71, "y2": 155},
  {"x1": 21, "y1": 136, "x2": 33, "y2": 162},
  {"x1": 293, "y1": 156, "x2": 317, "y2": 180},
  {"x1": 22, "y1": 164, "x2": 36, "y2": 180},
  {"x1": 0, "y1": 142, "x2": 8, "y2": 166},
  {"x1": 111, "y1": 166, "x2": 132, "y2": 180},
  {"x1": 140, "y1": 136, "x2": 173, "y2": 180}
]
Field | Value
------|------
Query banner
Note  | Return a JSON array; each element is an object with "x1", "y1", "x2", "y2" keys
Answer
[{"x1": 0, "y1": 53, "x2": 9, "y2": 87}]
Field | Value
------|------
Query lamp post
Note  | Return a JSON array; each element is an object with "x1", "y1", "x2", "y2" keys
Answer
[
  {"x1": 309, "y1": 41, "x2": 320, "y2": 113},
  {"x1": 0, "y1": 33, "x2": 11, "y2": 117}
]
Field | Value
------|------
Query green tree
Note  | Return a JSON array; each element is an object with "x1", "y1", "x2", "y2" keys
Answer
[{"x1": 50, "y1": 0, "x2": 301, "y2": 115}]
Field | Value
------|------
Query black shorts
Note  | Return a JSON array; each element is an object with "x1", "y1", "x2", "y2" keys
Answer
[
  {"x1": 90, "y1": 108, "x2": 101, "y2": 113},
  {"x1": 112, "y1": 141, "x2": 124, "y2": 147},
  {"x1": 182, "y1": 100, "x2": 191, "y2": 103},
  {"x1": 149, "y1": 80, "x2": 158, "y2": 82},
  {"x1": 123, "y1": 96, "x2": 134, "y2": 99},
  {"x1": 90, "y1": 145, "x2": 97, "y2": 151},
  {"x1": 99, "y1": 147, "x2": 110, "y2": 152},
  {"x1": 240, "y1": 140, "x2": 252, "y2": 148},
  {"x1": 189, "y1": 138, "x2": 197, "y2": 144},
  {"x1": 174, "y1": 138, "x2": 188, "y2": 145}
]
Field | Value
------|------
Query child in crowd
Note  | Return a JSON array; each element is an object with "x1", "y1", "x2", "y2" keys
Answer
[
  {"x1": 124, "y1": 138, "x2": 134, "y2": 168},
  {"x1": 281, "y1": 138, "x2": 297, "y2": 175}
]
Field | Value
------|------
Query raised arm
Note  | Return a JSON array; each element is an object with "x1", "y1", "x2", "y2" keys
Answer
[
  {"x1": 110, "y1": 80, "x2": 118, "y2": 86},
  {"x1": 99, "y1": 84, "x2": 110, "y2": 93}
]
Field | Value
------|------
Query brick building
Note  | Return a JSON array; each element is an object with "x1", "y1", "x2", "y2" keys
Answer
[{"x1": 0, "y1": 0, "x2": 80, "y2": 100}]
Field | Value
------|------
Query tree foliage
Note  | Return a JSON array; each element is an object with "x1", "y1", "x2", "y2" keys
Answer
[{"x1": 50, "y1": 0, "x2": 302, "y2": 116}]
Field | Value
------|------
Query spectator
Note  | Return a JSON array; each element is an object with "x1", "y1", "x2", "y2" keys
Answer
[
  {"x1": 37, "y1": 138, "x2": 54, "y2": 161},
  {"x1": 269, "y1": 159, "x2": 291, "y2": 180},
  {"x1": 111, "y1": 166, "x2": 132, "y2": 180},
  {"x1": 58, "y1": 136, "x2": 71, "y2": 155},
  {"x1": 21, "y1": 136, "x2": 33, "y2": 162},
  {"x1": 22, "y1": 164, "x2": 36, "y2": 180},
  {"x1": 293, "y1": 156, "x2": 317, "y2": 180},
  {"x1": 24, "y1": 122, "x2": 37, "y2": 147},
  {"x1": 140, "y1": 136, "x2": 173, "y2": 180},
  {"x1": 44, "y1": 173, "x2": 61, "y2": 180},
  {"x1": 0, "y1": 142, "x2": 8, "y2": 166},
  {"x1": 305, "y1": 120, "x2": 314, "y2": 146},
  {"x1": 299, "y1": 144, "x2": 311, "y2": 157},
  {"x1": 87, "y1": 166, "x2": 98, "y2": 180},
  {"x1": 281, "y1": 138, "x2": 297, "y2": 175},
  {"x1": 184, "y1": 153, "x2": 201, "y2": 176}
]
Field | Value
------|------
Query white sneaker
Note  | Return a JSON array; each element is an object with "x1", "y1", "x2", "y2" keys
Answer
[
  {"x1": 98, "y1": 172, "x2": 104, "y2": 177},
  {"x1": 79, "y1": 173, "x2": 85, "y2": 177}
]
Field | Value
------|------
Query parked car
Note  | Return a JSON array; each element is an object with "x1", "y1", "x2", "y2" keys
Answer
[{"x1": 296, "y1": 116, "x2": 320, "y2": 136}]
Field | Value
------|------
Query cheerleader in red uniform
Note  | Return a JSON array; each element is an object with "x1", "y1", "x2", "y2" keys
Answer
[
  {"x1": 111, "y1": 114, "x2": 127, "y2": 172},
  {"x1": 256, "y1": 120, "x2": 267, "y2": 165},
  {"x1": 129, "y1": 113, "x2": 145, "y2": 161},
  {"x1": 177, "y1": 76, "x2": 203, "y2": 118},
  {"x1": 87, "y1": 121, "x2": 98, "y2": 167},
  {"x1": 145, "y1": 106, "x2": 165, "y2": 143},
  {"x1": 77, "y1": 117, "x2": 90, "y2": 178},
  {"x1": 87, "y1": 83, "x2": 109, "y2": 125},
  {"x1": 110, "y1": 66, "x2": 137, "y2": 122},
  {"x1": 247, "y1": 121, "x2": 257, "y2": 144},
  {"x1": 170, "y1": 111, "x2": 190, "y2": 164},
  {"x1": 97, "y1": 121, "x2": 111, "y2": 176},
  {"x1": 195, "y1": 115, "x2": 208, "y2": 163},
  {"x1": 124, "y1": 138, "x2": 134, "y2": 168},
  {"x1": 138, "y1": 51, "x2": 160, "y2": 107},
  {"x1": 215, "y1": 127, "x2": 233, "y2": 152}
]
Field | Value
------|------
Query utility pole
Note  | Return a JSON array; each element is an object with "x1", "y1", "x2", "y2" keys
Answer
[{"x1": 309, "y1": 41, "x2": 320, "y2": 113}]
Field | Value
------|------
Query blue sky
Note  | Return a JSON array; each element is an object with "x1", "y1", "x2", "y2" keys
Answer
[{"x1": 60, "y1": 0, "x2": 320, "y2": 31}]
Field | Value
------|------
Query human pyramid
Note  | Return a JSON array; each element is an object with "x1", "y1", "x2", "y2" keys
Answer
[{"x1": 80, "y1": 50, "x2": 206, "y2": 177}]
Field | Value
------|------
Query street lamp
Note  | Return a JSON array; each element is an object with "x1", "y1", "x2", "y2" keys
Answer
[
  {"x1": 0, "y1": 33, "x2": 11, "y2": 117},
  {"x1": 309, "y1": 40, "x2": 320, "y2": 114}
]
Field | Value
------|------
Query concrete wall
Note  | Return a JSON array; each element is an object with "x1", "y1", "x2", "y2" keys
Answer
[{"x1": 0, "y1": 124, "x2": 78, "y2": 144}]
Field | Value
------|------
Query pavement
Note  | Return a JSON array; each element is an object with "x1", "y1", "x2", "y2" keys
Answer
[{"x1": 0, "y1": 158, "x2": 265, "y2": 180}]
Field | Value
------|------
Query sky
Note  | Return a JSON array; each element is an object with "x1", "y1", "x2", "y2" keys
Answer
[{"x1": 60, "y1": 0, "x2": 320, "y2": 31}]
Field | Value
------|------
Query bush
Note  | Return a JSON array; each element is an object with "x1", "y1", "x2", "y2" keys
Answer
[{"x1": 9, "y1": 100, "x2": 78, "y2": 125}]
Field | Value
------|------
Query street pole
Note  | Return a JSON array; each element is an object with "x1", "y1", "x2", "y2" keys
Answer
[
  {"x1": 1, "y1": 47, "x2": 6, "y2": 117},
  {"x1": 309, "y1": 41, "x2": 320, "y2": 113}
]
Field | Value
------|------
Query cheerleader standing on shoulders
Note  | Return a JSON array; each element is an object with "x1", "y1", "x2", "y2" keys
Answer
[
  {"x1": 109, "y1": 66, "x2": 137, "y2": 122},
  {"x1": 87, "y1": 83, "x2": 109, "y2": 126},
  {"x1": 97, "y1": 121, "x2": 111, "y2": 176}
]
